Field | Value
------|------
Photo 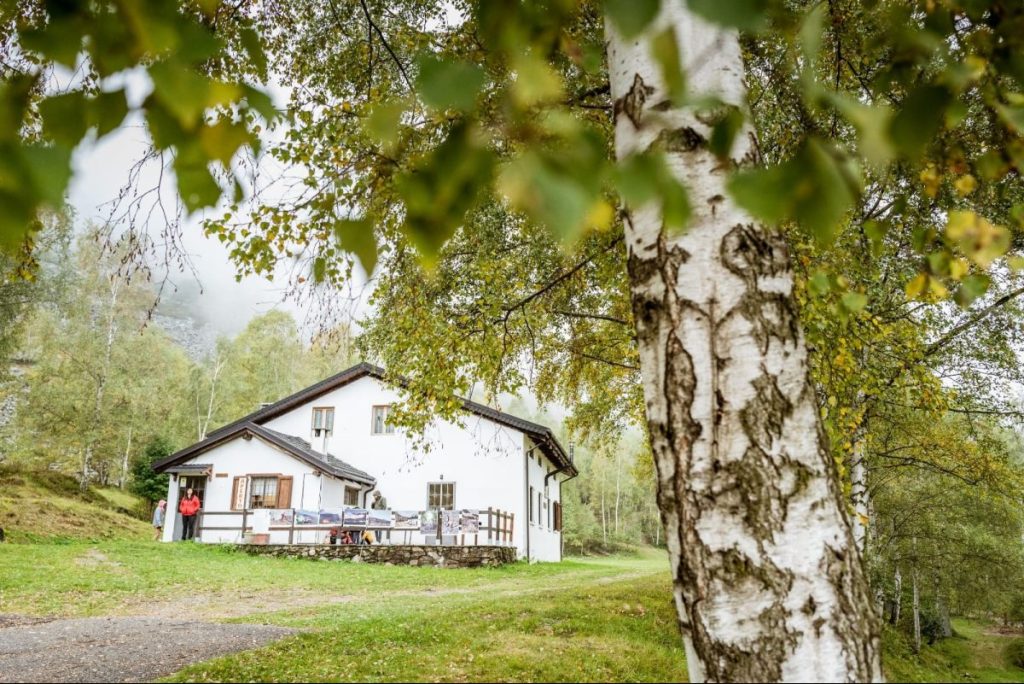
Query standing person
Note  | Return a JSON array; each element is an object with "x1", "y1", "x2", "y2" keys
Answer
[
  {"x1": 152, "y1": 500, "x2": 167, "y2": 541},
  {"x1": 178, "y1": 487, "x2": 202, "y2": 541},
  {"x1": 370, "y1": 490, "x2": 388, "y2": 542}
]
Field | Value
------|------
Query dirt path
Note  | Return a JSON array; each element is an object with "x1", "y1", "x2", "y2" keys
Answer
[{"x1": 0, "y1": 616, "x2": 293, "y2": 683}]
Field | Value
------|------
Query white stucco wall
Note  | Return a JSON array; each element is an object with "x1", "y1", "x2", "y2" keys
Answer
[
  {"x1": 163, "y1": 435, "x2": 362, "y2": 544},
  {"x1": 163, "y1": 374, "x2": 570, "y2": 561},
  {"x1": 525, "y1": 436, "x2": 563, "y2": 562}
]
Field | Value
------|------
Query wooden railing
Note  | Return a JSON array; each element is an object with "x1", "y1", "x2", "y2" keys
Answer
[{"x1": 196, "y1": 507, "x2": 515, "y2": 546}]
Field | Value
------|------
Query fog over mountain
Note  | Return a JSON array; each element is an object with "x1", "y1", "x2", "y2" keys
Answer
[{"x1": 65, "y1": 114, "x2": 309, "y2": 353}]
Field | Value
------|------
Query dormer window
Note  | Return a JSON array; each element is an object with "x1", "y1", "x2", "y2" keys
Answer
[
  {"x1": 312, "y1": 407, "x2": 334, "y2": 437},
  {"x1": 371, "y1": 405, "x2": 395, "y2": 434}
]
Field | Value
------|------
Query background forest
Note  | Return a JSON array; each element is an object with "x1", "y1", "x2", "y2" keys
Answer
[{"x1": 4, "y1": 0, "x2": 1024, "y2": 672}]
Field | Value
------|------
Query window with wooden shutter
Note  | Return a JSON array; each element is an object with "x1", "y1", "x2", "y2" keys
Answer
[
  {"x1": 554, "y1": 502, "x2": 562, "y2": 532},
  {"x1": 276, "y1": 476, "x2": 293, "y2": 508},
  {"x1": 248, "y1": 476, "x2": 279, "y2": 509},
  {"x1": 231, "y1": 476, "x2": 246, "y2": 511}
]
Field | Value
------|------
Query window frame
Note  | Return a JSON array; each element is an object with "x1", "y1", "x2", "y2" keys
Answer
[
  {"x1": 427, "y1": 482, "x2": 456, "y2": 510},
  {"x1": 371, "y1": 404, "x2": 396, "y2": 435},
  {"x1": 312, "y1": 406, "x2": 335, "y2": 437},
  {"x1": 247, "y1": 474, "x2": 281, "y2": 510},
  {"x1": 344, "y1": 486, "x2": 360, "y2": 507}
]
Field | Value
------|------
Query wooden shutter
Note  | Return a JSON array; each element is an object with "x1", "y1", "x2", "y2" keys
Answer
[
  {"x1": 231, "y1": 476, "x2": 246, "y2": 511},
  {"x1": 554, "y1": 502, "x2": 562, "y2": 532},
  {"x1": 276, "y1": 476, "x2": 293, "y2": 508}
]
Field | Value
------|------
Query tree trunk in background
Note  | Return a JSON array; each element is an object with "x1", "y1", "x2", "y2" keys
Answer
[
  {"x1": 850, "y1": 428, "x2": 869, "y2": 552},
  {"x1": 607, "y1": 3, "x2": 881, "y2": 680},
  {"x1": 891, "y1": 567, "x2": 903, "y2": 625},
  {"x1": 935, "y1": 575, "x2": 952, "y2": 639},
  {"x1": 118, "y1": 422, "x2": 133, "y2": 489},
  {"x1": 614, "y1": 450, "x2": 622, "y2": 535},
  {"x1": 81, "y1": 277, "x2": 121, "y2": 491},
  {"x1": 912, "y1": 566, "x2": 921, "y2": 654}
]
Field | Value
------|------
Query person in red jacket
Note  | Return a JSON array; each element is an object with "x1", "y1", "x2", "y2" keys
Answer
[{"x1": 178, "y1": 487, "x2": 202, "y2": 541}]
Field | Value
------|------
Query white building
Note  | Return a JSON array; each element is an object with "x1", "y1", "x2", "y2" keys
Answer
[{"x1": 153, "y1": 363, "x2": 576, "y2": 562}]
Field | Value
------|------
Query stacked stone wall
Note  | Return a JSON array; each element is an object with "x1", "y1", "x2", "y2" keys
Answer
[{"x1": 242, "y1": 544, "x2": 517, "y2": 568}]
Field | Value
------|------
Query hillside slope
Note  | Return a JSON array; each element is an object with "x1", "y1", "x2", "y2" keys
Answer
[{"x1": 0, "y1": 466, "x2": 152, "y2": 542}]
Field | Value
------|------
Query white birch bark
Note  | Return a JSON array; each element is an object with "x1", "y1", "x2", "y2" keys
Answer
[
  {"x1": 912, "y1": 565, "x2": 921, "y2": 654},
  {"x1": 82, "y1": 277, "x2": 121, "y2": 491},
  {"x1": 850, "y1": 444, "x2": 869, "y2": 552},
  {"x1": 892, "y1": 566, "x2": 902, "y2": 625},
  {"x1": 606, "y1": 2, "x2": 881, "y2": 680}
]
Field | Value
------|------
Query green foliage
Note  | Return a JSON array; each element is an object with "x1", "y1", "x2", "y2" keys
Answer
[
  {"x1": 0, "y1": 0, "x2": 275, "y2": 252},
  {"x1": 129, "y1": 438, "x2": 173, "y2": 504},
  {"x1": 687, "y1": 0, "x2": 768, "y2": 32},
  {"x1": 604, "y1": 0, "x2": 659, "y2": 39},
  {"x1": 729, "y1": 138, "x2": 860, "y2": 243}
]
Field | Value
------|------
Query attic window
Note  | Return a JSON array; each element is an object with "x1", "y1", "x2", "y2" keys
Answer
[
  {"x1": 371, "y1": 405, "x2": 395, "y2": 435},
  {"x1": 312, "y1": 407, "x2": 334, "y2": 437}
]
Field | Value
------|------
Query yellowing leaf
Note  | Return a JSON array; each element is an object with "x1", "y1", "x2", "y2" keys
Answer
[
  {"x1": 945, "y1": 210, "x2": 1010, "y2": 268},
  {"x1": 949, "y1": 257, "x2": 969, "y2": 280},
  {"x1": 511, "y1": 54, "x2": 564, "y2": 108},
  {"x1": 906, "y1": 272, "x2": 928, "y2": 299},
  {"x1": 954, "y1": 174, "x2": 977, "y2": 196},
  {"x1": 919, "y1": 164, "x2": 940, "y2": 197}
]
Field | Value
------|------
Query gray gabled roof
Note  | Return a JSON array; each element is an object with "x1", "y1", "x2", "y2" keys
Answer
[
  {"x1": 256, "y1": 426, "x2": 376, "y2": 485},
  {"x1": 153, "y1": 362, "x2": 575, "y2": 476},
  {"x1": 153, "y1": 421, "x2": 376, "y2": 486}
]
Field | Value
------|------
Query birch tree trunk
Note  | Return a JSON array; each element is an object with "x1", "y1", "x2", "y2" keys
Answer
[
  {"x1": 81, "y1": 277, "x2": 121, "y2": 491},
  {"x1": 891, "y1": 567, "x2": 902, "y2": 625},
  {"x1": 118, "y1": 422, "x2": 133, "y2": 490},
  {"x1": 607, "y1": 3, "x2": 881, "y2": 680},
  {"x1": 912, "y1": 566, "x2": 921, "y2": 654},
  {"x1": 849, "y1": 429, "x2": 870, "y2": 553}
]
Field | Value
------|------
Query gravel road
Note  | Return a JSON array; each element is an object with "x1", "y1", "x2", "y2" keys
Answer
[{"x1": 0, "y1": 615, "x2": 294, "y2": 683}]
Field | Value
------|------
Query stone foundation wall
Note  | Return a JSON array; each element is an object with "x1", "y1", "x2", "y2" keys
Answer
[{"x1": 241, "y1": 544, "x2": 518, "y2": 568}]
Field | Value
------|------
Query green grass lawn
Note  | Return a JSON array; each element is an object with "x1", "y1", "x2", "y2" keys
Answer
[
  {"x1": 883, "y1": 619, "x2": 1024, "y2": 683},
  {"x1": 2, "y1": 540, "x2": 1023, "y2": 682},
  {"x1": 0, "y1": 466, "x2": 150, "y2": 543}
]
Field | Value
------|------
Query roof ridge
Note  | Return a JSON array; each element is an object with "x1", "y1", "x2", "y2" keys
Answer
[{"x1": 153, "y1": 361, "x2": 575, "y2": 476}]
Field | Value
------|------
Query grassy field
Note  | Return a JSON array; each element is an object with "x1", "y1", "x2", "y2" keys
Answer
[
  {"x1": 1, "y1": 540, "x2": 1023, "y2": 682},
  {"x1": 0, "y1": 466, "x2": 150, "y2": 542},
  {"x1": 883, "y1": 619, "x2": 1024, "y2": 683}
]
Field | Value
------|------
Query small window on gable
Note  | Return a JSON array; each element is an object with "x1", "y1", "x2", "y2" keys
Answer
[
  {"x1": 312, "y1": 407, "x2": 335, "y2": 437},
  {"x1": 371, "y1": 405, "x2": 395, "y2": 435},
  {"x1": 344, "y1": 486, "x2": 360, "y2": 507}
]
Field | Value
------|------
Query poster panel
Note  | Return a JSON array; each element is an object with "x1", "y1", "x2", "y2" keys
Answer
[
  {"x1": 393, "y1": 510, "x2": 421, "y2": 530},
  {"x1": 251, "y1": 509, "x2": 270, "y2": 534},
  {"x1": 442, "y1": 509, "x2": 461, "y2": 536},
  {"x1": 367, "y1": 509, "x2": 392, "y2": 528},
  {"x1": 343, "y1": 508, "x2": 369, "y2": 527},
  {"x1": 268, "y1": 509, "x2": 294, "y2": 526},
  {"x1": 460, "y1": 510, "x2": 480, "y2": 534},
  {"x1": 319, "y1": 508, "x2": 344, "y2": 524},
  {"x1": 420, "y1": 510, "x2": 438, "y2": 535},
  {"x1": 295, "y1": 509, "x2": 319, "y2": 526}
]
